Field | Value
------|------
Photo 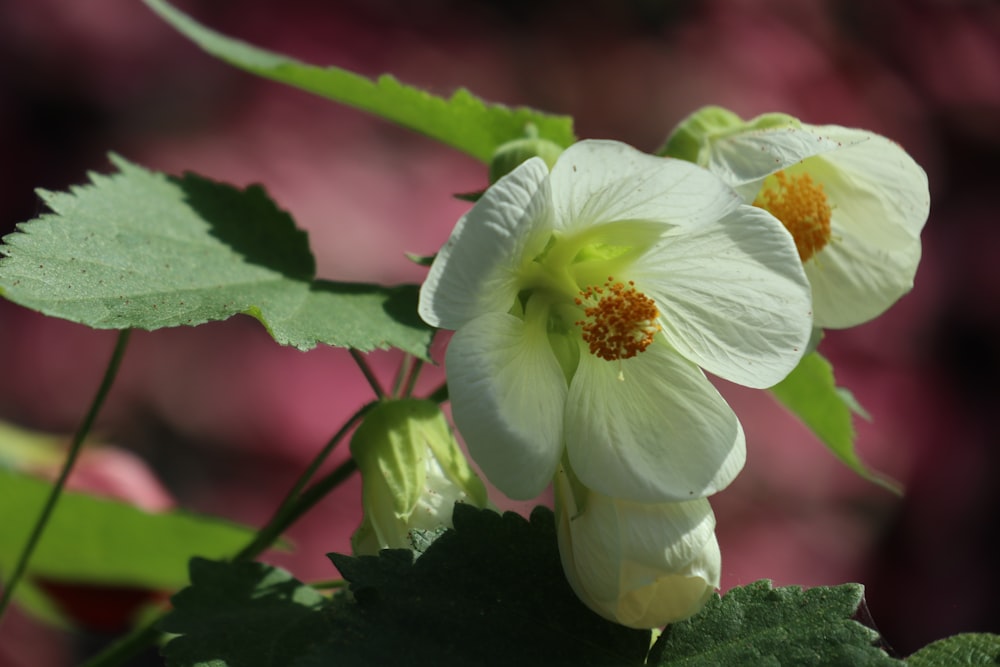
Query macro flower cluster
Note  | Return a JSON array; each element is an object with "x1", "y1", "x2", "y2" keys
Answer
[{"x1": 379, "y1": 106, "x2": 930, "y2": 629}]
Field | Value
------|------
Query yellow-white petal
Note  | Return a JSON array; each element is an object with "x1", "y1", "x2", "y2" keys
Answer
[
  {"x1": 630, "y1": 205, "x2": 813, "y2": 389},
  {"x1": 446, "y1": 311, "x2": 567, "y2": 500},
  {"x1": 419, "y1": 157, "x2": 553, "y2": 330},
  {"x1": 555, "y1": 468, "x2": 720, "y2": 629},
  {"x1": 806, "y1": 126, "x2": 929, "y2": 238},
  {"x1": 565, "y1": 341, "x2": 745, "y2": 503},
  {"x1": 807, "y1": 229, "x2": 922, "y2": 328},
  {"x1": 548, "y1": 140, "x2": 742, "y2": 234}
]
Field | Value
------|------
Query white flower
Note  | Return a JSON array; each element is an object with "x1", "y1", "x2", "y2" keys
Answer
[
  {"x1": 665, "y1": 107, "x2": 930, "y2": 329},
  {"x1": 350, "y1": 399, "x2": 488, "y2": 555},
  {"x1": 419, "y1": 140, "x2": 812, "y2": 504},
  {"x1": 554, "y1": 464, "x2": 720, "y2": 629}
]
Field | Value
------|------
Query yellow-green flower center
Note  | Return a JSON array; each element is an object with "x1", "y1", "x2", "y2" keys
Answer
[
  {"x1": 754, "y1": 170, "x2": 832, "y2": 262},
  {"x1": 574, "y1": 278, "x2": 660, "y2": 361}
]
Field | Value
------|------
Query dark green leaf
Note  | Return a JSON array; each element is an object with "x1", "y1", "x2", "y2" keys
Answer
[
  {"x1": 326, "y1": 505, "x2": 650, "y2": 666},
  {"x1": 142, "y1": 0, "x2": 576, "y2": 163},
  {"x1": 160, "y1": 505, "x2": 650, "y2": 667},
  {"x1": 908, "y1": 633, "x2": 1000, "y2": 666},
  {"x1": 0, "y1": 156, "x2": 433, "y2": 357},
  {"x1": 160, "y1": 559, "x2": 334, "y2": 667},
  {"x1": 770, "y1": 351, "x2": 901, "y2": 494},
  {"x1": 649, "y1": 580, "x2": 900, "y2": 666}
]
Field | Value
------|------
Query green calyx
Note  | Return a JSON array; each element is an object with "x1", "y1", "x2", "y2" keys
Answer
[
  {"x1": 659, "y1": 106, "x2": 743, "y2": 162},
  {"x1": 488, "y1": 126, "x2": 564, "y2": 183},
  {"x1": 658, "y1": 105, "x2": 801, "y2": 163}
]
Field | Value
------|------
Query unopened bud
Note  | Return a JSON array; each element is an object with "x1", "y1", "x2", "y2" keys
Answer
[
  {"x1": 350, "y1": 399, "x2": 488, "y2": 555},
  {"x1": 554, "y1": 464, "x2": 720, "y2": 629},
  {"x1": 488, "y1": 132, "x2": 564, "y2": 184},
  {"x1": 659, "y1": 105, "x2": 799, "y2": 162}
]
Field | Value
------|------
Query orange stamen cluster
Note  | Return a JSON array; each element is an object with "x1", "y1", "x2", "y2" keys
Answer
[
  {"x1": 574, "y1": 278, "x2": 661, "y2": 361},
  {"x1": 754, "y1": 170, "x2": 832, "y2": 262}
]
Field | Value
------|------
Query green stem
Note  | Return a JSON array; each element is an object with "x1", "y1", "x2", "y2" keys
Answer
[
  {"x1": 401, "y1": 358, "x2": 425, "y2": 398},
  {"x1": 232, "y1": 401, "x2": 374, "y2": 563},
  {"x1": 263, "y1": 457, "x2": 358, "y2": 542},
  {"x1": 0, "y1": 329, "x2": 131, "y2": 626},
  {"x1": 390, "y1": 353, "x2": 414, "y2": 397},
  {"x1": 79, "y1": 401, "x2": 372, "y2": 667},
  {"x1": 350, "y1": 349, "x2": 386, "y2": 399}
]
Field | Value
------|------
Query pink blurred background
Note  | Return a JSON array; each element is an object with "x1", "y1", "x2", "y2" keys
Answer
[{"x1": 1, "y1": 0, "x2": 998, "y2": 663}]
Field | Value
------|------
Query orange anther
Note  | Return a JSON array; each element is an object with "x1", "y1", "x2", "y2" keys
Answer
[
  {"x1": 754, "y1": 171, "x2": 832, "y2": 262},
  {"x1": 575, "y1": 278, "x2": 660, "y2": 361}
]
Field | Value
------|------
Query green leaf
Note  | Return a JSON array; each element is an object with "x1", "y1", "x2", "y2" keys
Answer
[
  {"x1": 0, "y1": 155, "x2": 434, "y2": 358},
  {"x1": 908, "y1": 633, "x2": 1000, "y2": 666},
  {"x1": 649, "y1": 580, "x2": 900, "y2": 666},
  {"x1": 160, "y1": 559, "x2": 334, "y2": 667},
  {"x1": 0, "y1": 468, "x2": 255, "y2": 603},
  {"x1": 142, "y1": 0, "x2": 576, "y2": 163},
  {"x1": 161, "y1": 505, "x2": 651, "y2": 667},
  {"x1": 770, "y1": 351, "x2": 901, "y2": 494}
]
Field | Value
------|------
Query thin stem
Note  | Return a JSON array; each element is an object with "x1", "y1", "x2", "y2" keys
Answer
[
  {"x1": 232, "y1": 402, "x2": 373, "y2": 563},
  {"x1": 349, "y1": 349, "x2": 385, "y2": 399},
  {"x1": 390, "y1": 353, "x2": 414, "y2": 397},
  {"x1": 276, "y1": 401, "x2": 375, "y2": 516},
  {"x1": 401, "y1": 358, "x2": 425, "y2": 398},
  {"x1": 0, "y1": 330, "x2": 131, "y2": 626},
  {"x1": 308, "y1": 578, "x2": 347, "y2": 590},
  {"x1": 79, "y1": 400, "x2": 373, "y2": 667},
  {"x1": 266, "y1": 458, "x2": 358, "y2": 542}
]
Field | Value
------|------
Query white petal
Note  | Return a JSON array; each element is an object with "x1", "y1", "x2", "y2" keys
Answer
[
  {"x1": 706, "y1": 126, "x2": 850, "y2": 194},
  {"x1": 548, "y1": 140, "x2": 742, "y2": 234},
  {"x1": 806, "y1": 125, "x2": 930, "y2": 245},
  {"x1": 603, "y1": 494, "x2": 716, "y2": 571},
  {"x1": 446, "y1": 311, "x2": 567, "y2": 500},
  {"x1": 419, "y1": 158, "x2": 553, "y2": 330},
  {"x1": 565, "y1": 342, "x2": 745, "y2": 503},
  {"x1": 630, "y1": 205, "x2": 813, "y2": 388},
  {"x1": 555, "y1": 469, "x2": 720, "y2": 628},
  {"x1": 807, "y1": 232, "x2": 921, "y2": 328}
]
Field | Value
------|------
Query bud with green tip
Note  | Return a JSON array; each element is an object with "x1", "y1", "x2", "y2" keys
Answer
[
  {"x1": 488, "y1": 127, "x2": 564, "y2": 184},
  {"x1": 350, "y1": 399, "x2": 489, "y2": 555},
  {"x1": 658, "y1": 105, "x2": 800, "y2": 166}
]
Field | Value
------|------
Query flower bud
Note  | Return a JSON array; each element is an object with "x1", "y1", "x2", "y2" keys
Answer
[
  {"x1": 554, "y1": 464, "x2": 720, "y2": 629},
  {"x1": 659, "y1": 105, "x2": 799, "y2": 163},
  {"x1": 350, "y1": 399, "x2": 488, "y2": 555},
  {"x1": 488, "y1": 131, "x2": 564, "y2": 184}
]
